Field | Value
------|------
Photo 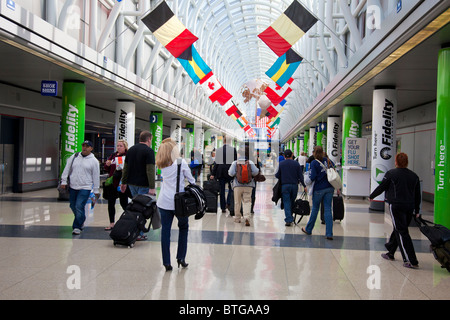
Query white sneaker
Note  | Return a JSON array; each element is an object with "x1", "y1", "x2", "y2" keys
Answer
[{"x1": 72, "y1": 228, "x2": 81, "y2": 235}]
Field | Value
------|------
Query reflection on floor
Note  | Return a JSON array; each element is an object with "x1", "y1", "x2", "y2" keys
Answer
[{"x1": 0, "y1": 173, "x2": 448, "y2": 300}]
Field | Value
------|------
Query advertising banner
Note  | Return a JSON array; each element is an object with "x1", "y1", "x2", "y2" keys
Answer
[
  {"x1": 60, "y1": 81, "x2": 85, "y2": 174},
  {"x1": 370, "y1": 89, "x2": 397, "y2": 210},
  {"x1": 326, "y1": 116, "x2": 341, "y2": 166},
  {"x1": 342, "y1": 106, "x2": 362, "y2": 166},
  {"x1": 435, "y1": 47, "x2": 450, "y2": 227},
  {"x1": 115, "y1": 101, "x2": 135, "y2": 147},
  {"x1": 150, "y1": 111, "x2": 163, "y2": 174}
]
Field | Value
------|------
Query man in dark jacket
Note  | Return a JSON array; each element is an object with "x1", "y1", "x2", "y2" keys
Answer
[
  {"x1": 275, "y1": 149, "x2": 306, "y2": 226},
  {"x1": 210, "y1": 136, "x2": 237, "y2": 214},
  {"x1": 370, "y1": 152, "x2": 421, "y2": 269}
]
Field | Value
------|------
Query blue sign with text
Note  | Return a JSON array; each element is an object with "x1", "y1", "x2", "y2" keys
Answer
[{"x1": 41, "y1": 81, "x2": 58, "y2": 96}]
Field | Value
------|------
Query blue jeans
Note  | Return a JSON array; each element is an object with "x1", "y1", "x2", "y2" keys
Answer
[
  {"x1": 305, "y1": 187, "x2": 334, "y2": 237},
  {"x1": 219, "y1": 179, "x2": 232, "y2": 211},
  {"x1": 128, "y1": 185, "x2": 149, "y2": 197},
  {"x1": 69, "y1": 188, "x2": 91, "y2": 230},
  {"x1": 281, "y1": 183, "x2": 298, "y2": 223},
  {"x1": 159, "y1": 207, "x2": 189, "y2": 266}
]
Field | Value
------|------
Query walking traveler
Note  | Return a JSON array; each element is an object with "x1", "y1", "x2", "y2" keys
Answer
[
  {"x1": 210, "y1": 136, "x2": 237, "y2": 214},
  {"x1": 301, "y1": 146, "x2": 335, "y2": 239},
  {"x1": 228, "y1": 145, "x2": 259, "y2": 226},
  {"x1": 60, "y1": 140, "x2": 100, "y2": 235},
  {"x1": 103, "y1": 139, "x2": 131, "y2": 230},
  {"x1": 121, "y1": 131, "x2": 156, "y2": 240},
  {"x1": 156, "y1": 138, "x2": 196, "y2": 271},
  {"x1": 275, "y1": 149, "x2": 306, "y2": 226},
  {"x1": 370, "y1": 152, "x2": 422, "y2": 269}
]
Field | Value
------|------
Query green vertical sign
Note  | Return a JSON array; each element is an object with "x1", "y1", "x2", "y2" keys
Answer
[
  {"x1": 150, "y1": 111, "x2": 163, "y2": 175},
  {"x1": 60, "y1": 81, "x2": 86, "y2": 174},
  {"x1": 303, "y1": 130, "x2": 309, "y2": 154},
  {"x1": 342, "y1": 106, "x2": 362, "y2": 167},
  {"x1": 435, "y1": 47, "x2": 450, "y2": 228}
]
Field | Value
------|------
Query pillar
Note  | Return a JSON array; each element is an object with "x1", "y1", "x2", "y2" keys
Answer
[
  {"x1": 327, "y1": 116, "x2": 342, "y2": 166},
  {"x1": 60, "y1": 81, "x2": 86, "y2": 174},
  {"x1": 316, "y1": 122, "x2": 327, "y2": 152},
  {"x1": 435, "y1": 46, "x2": 450, "y2": 227},
  {"x1": 308, "y1": 126, "x2": 315, "y2": 156},
  {"x1": 59, "y1": 81, "x2": 85, "y2": 199},
  {"x1": 170, "y1": 118, "x2": 182, "y2": 145},
  {"x1": 342, "y1": 106, "x2": 362, "y2": 167},
  {"x1": 150, "y1": 111, "x2": 163, "y2": 174},
  {"x1": 370, "y1": 88, "x2": 397, "y2": 211},
  {"x1": 115, "y1": 100, "x2": 135, "y2": 147},
  {"x1": 303, "y1": 130, "x2": 310, "y2": 154}
]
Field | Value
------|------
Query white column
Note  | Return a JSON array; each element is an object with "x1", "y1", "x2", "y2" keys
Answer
[
  {"x1": 115, "y1": 100, "x2": 135, "y2": 147},
  {"x1": 327, "y1": 116, "x2": 342, "y2": 166},
  {"x1": 370, "y1": 88, "x2": 397, "y2": 211}
]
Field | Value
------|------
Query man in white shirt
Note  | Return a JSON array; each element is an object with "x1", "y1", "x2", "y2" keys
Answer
[
  {"x1": 61, "y1": 140, "x2": 100, "y2": 235},
  {"x1": 297, "y1": 152, "x2": 308, "y2": 174}
]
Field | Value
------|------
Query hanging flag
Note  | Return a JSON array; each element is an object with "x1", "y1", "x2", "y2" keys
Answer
[
  {"x1": 199, "y1": 73, "x2": 232, "y2": 106},
  {"x1": 258, "y1": 0, "x2": 318, "y2": 56},
  {"x1": 264, "y1": 79, "x2": 293, "y2": 106},
  {"x1": 266, "y1": 105, "x2": 279, "y2": 119},
  {"x1": 268, "y1": 117, "x2": 281, "y2": 129},
  {"x1": 142, "y1": 1, "x2": 198, "y2": 58},
  {"x1": 255, "y1": 117, "x2": 269, "y2": 128},
  {"x1": 225, "y1": 104, "x2": 242, "y2": 119},
  {"x1": 266, "y1": 49, "x2": 303, "y2": 87},
  {"x1": 177, "y1": 45, "x2": 212, "y2": 84}
]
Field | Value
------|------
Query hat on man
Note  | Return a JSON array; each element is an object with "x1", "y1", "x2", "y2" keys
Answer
[{"x1": 82, "y1": 140, "x2": 93, "y2": 148}]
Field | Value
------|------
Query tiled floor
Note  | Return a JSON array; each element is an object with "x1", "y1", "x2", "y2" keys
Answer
[{"x1": 0, "y1": 172, "x2": 449, "y2": 300}]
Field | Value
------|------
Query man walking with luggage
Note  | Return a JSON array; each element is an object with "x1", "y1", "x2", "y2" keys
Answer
[
  {"x1": 210, "y1": 136, "x2": 237, "y2": 215},
  {"x1": 370, "y1": 152, "x2": 421, "y2": 269},
  {"x1": 275, "y1": 149, "x2": 306, "y2": 226},
  {"x1": 121, "y1": 131, "x2": 156, "y2": 240}
]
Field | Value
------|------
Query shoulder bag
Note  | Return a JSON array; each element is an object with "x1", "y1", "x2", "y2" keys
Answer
[
  {"x1": 174, "y1": 159, "x2": 199, "y2": 217},
  {"x1": 317, "y1": 159, "x2": 342, "y2": 190}
]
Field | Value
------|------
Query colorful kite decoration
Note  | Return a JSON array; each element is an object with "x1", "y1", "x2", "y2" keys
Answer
[{"x1": 258, "y1": 0, "x2": 318, "y2": 57}]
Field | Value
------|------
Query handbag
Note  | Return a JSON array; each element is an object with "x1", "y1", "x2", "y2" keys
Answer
[
  {"x1": 57, "y1": 152, "x2": 80, "y2": 194},
  {"x1": 272, "y1": 167, "x2": 282, "y2": 204},
  {"x1": 292, "y1": 191, "x2": 310, "y2": 224},
  {"x1": 254, "y1": 170, "x2": 266, "y2": 182},
  {"x1": 174, "y1": 159, "x2": 199, "y2": 217},
  {"x1": 317, "y1": 159, "x2": 342, "y2": 190}
]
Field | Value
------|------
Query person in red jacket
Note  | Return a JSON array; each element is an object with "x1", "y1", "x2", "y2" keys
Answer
[{"x1": 370, "y1": 152, "x2": 422, "y2": 269}]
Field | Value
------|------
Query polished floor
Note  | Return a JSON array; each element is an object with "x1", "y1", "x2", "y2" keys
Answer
[{"x1": 0, "y1": 171, "x2": 449, "y2": 300}]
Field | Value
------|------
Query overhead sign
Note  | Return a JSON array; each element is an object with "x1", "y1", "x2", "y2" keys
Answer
[{"x1": 41, "y1": 81, "x2": 58, "y2": 96}]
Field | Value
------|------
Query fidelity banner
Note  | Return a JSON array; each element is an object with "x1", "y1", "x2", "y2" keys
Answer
[
  {"x1": 370, "y1": 89, "x2": 397, "y2": 206},
  {"x1": 326, "y1": 116, "x2": 341, "y2": 166},
  {"x1": 115, "y1": 101, "x2": 135, "y2": 147},
  {"x1": 60, "y1": 81, "x2": 85, "y2": 174}
]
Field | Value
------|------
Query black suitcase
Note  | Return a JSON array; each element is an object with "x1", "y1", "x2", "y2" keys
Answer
[
  {"x1": 205, "y1": 189, "x2": 218, "y2": 213},
  {"x1": 110, "y1": 210, "x2": 148, "y2": 248},
  {"x1": 332, "y1": 195, "x2": 345, "y2": 221},
  {"x1": 415, "y1": 217, "x2": 450, "y2": 272},
  {"x1": 204, "y1": 179, "x2": 220, "y2": 195}
]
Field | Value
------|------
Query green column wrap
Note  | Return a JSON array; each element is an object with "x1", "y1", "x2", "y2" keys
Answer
[
  {"x1": 60, "y1": 81, "x2": 86, "y2": 175},
  {"x1": 435, "y1": 47, "x2": 450, "y2": 228},
  {"x1": 150, "y1": 111, "x2": 163, "y2": 175},
  {"x1": 303, "y1": 131, "x2": 309, "y2": 154}
]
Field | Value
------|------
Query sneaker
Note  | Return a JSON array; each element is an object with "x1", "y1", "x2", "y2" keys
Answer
[
  {"x1": 403, "y1": 262, "x2": 419, "y2": 269},
  {"x1": 245, "y1": 219, "x2": 250, "y2": 227},
  {"x1": 285, "y1": 222, "x2": 292, "y2": 227},
  {"x1": 72, "y1": 228, "x2": 81, "y2": 235},
  {"x1": 381, "y1": 253, "x2": 395, "y2": 261},
  {"x1": 136, "y1": 235, "x2": 148, "y2": 241}
]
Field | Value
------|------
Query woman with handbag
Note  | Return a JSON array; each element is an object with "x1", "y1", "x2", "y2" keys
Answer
[
  {"x1": 156, "y1": 138, "x2": 195, "y2": 271},
  {"x1": 302, "y1": 146, "x2": 336, "y2": 240},
  {"x1": 103, "y1": 139, "x2": 131, "y2": 231}
]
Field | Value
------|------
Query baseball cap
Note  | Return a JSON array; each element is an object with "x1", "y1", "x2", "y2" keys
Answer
[{"x1": 82, "y1": 140, "x2": 93, "y2": 147}]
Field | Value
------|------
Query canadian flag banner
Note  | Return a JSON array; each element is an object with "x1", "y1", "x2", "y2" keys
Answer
[{"x1": 199, "y1": 72, "x2": 232, "y2": 106}]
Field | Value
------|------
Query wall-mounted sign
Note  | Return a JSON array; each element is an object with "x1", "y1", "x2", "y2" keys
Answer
[{"x1": 41, "y1": 81, "x2": 58, "y2": 96}]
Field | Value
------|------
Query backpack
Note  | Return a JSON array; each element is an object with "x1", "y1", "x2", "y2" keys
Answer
[{"x1": 236, "y1": 160, "x2": 252, "y2": 184}]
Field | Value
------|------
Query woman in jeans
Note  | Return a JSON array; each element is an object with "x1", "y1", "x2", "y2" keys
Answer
[
  {"x1": 155, "y1": 138, "x2": 195, "y2": 271},
  {"x1": 302, "y1": 146, "x2": 335, "y2": 240}
]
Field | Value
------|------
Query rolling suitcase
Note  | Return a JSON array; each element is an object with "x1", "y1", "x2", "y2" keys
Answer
[
  {"x1": 110, "y1": 210, "x2": 147, "y2": 248},
  {"x1": 332, "y1": 195, "x2": 345, "y2": 221},
  {"x1": 292, "y1": 192, "x2": 310, "y2": 224},
  {"x1": 205, "y1": 189, "x2": 218, "y2": 213},
  {"x1": 203, "y1": 179, "x2": 220, "y2": 195}
]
